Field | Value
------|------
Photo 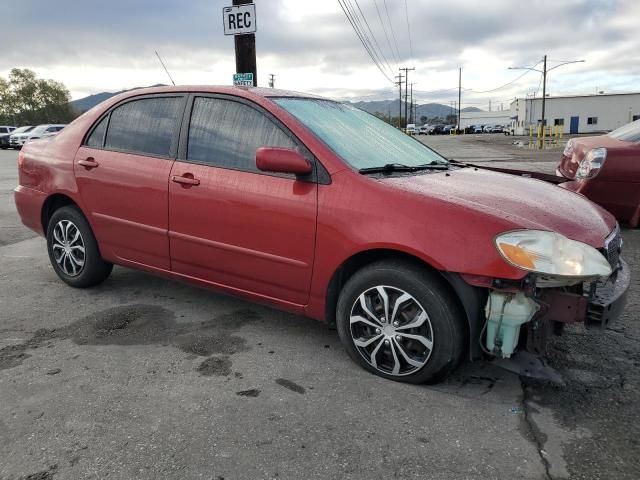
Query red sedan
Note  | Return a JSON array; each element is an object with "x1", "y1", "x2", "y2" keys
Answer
[
  {"x1": 14, "y1": 86, "x2": 629, "y2": 383},
  {"x1": 557, "y1": 120, "x2": 640, "y2": 227}
]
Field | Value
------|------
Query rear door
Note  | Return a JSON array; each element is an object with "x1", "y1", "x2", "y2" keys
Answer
[
  {"x1": 75, "y1": 94, "x2": 186, "y2": 270},
  {"x1": 168, "y1": 95, "x2": 318, "y2": 306}
]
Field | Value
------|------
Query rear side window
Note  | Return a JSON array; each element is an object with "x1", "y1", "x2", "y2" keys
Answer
[
  {"x1": 86, "y1": 117, "x2": 108, "y2": 148},
  {"x1": 0, "y1": 128, "x2": 7, "y2": 134},
  {"x1": 105, "y1": 97, "x2": 183, "y2": 157},
  {"x1": 187, "y1": 97, "x2": 296, "y2": 171}
]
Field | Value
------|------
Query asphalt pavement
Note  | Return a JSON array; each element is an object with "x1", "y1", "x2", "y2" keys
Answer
[{"x1": 0, "y1": 144, "x2": 638, "y2": 480}]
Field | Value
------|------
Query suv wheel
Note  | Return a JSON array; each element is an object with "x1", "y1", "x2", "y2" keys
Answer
[
  {"x1": 46, "y1": 205, "x2": 113, "y2": 288},
  {"x1": 336, "y1": 260, "x2": 465, "y2": 384}
]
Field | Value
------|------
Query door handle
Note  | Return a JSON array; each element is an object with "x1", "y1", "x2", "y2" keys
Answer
[
  {"x1": 171, "y1": 175, "x2": 200, "y2": 186},
  {"x1": 78, "y1": 158, "x2": 99, "y2": 169}
]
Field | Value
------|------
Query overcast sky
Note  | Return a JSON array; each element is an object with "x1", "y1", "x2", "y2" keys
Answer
[{"x1": 1, "y1": 0, "x2": 638, "y2": 109}]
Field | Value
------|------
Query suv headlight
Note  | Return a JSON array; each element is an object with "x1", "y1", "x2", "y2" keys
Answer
[
  {"x1": 495, "y1": 230, "x2": 611, "y2": 278},
  {"x1": 576, "y1": 147, "x2": 607, "y2": 179}
]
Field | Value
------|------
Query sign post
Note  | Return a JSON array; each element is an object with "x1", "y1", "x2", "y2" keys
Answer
[{"x1": 223, "y1": 1, "x2": 257, "y2": 87}]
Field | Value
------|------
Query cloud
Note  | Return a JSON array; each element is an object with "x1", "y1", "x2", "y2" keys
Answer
[{"x1": 1, "y1": 0, "x2": 637, "y2": 104}]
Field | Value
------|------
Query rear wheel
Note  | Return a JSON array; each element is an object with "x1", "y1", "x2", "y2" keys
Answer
[
  {"x1": 46, "y1": 205, "x2": 112, "y2": 288},
  {"x1": 336, "y1": 260, "x2": 466, "y2": 384}
]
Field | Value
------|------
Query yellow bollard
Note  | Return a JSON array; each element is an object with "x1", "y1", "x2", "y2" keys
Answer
[{"x1": 559, "y1": 125, "x2": 564, "y2": 139}]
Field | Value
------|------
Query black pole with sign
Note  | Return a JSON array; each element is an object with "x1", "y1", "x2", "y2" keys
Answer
[{"x1": 232, "y1": 0, "x2": 257, "y2": 86}]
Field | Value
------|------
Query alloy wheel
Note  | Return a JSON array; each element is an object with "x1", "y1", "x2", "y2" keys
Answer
[
  {"x1": 51, "y1": 219, "x2": 86, "y2": 277},
  {"x1": 349, "y1": 285, "x2": 434, "y2": 376}
]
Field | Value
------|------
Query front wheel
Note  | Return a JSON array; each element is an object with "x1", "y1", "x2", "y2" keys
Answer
[
  {"x1": 336, "y1": 260, "x2": 466, "y2": 384},
  {"x1": 46, "y1": 205, "x2": 113, "y2": 288}
]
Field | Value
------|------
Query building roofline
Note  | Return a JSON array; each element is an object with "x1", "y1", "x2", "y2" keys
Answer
[{"x1": 512, "y1": 92, "x2": 640, "y2": 104}]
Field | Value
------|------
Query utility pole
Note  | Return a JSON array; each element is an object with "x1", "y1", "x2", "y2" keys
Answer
[
  {"x1": 399, "y1": 67, "x2": 414, "y2": 128},
  {"x1": 509, "y1": 55, "x2": 584, "y2": 149},
  {"x1": 395, "y1": 73, "x2": 404, "y2": 128},
  {"x1": 540, "y1": 54, "x2": 547, "y2": 147},
  {"x1": 232, "y1": 0, "x2": 257, "y2": 86},
  {"x1": 409, "y1": 83, "x2": 415, "y2": 124},
  {"x1": 457, "y1": 67, "x2": 461, "y2": 132},
  {"x1": 268, "y1": 74, "x2": 275, "y2": 88}
]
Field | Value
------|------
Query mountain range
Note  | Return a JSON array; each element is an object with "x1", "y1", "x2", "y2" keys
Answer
[{"x1": 71, "y1": 87, "x2": 483, "y2": 118}]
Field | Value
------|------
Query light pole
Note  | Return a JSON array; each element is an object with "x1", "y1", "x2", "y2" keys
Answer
[{"x1": 509, "y1": 56, "x2": 584, "y2": 148}]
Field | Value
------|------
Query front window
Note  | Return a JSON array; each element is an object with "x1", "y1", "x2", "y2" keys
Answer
[
  {"x1": 608, "y1": 119, "x2": 640, "y2": 143},
  {"x1": 273, "y1": 98, "x2": 447, "y2": 170}
]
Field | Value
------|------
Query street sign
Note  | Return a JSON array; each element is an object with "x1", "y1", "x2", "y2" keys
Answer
[
  {"x1": 233, "y1": 73, "x2": 254, "y2": 87},
  {"x1": 223, "y1": 4, "x2": 257, "y2": 35}
]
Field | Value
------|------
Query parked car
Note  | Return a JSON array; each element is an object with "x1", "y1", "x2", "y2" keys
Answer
[
  {"x1": 418, "y1": 125, "x2": 430, "y2": 135},
  {"x1": 10, "y1": 124, "x2": 65, "y2": 148},
  {"x1": 473, "y1": 125, "x2": 485, "y2": 134},
  {"x1": 442, "y1": 124, "x2": 455, "y2": 134},
  {"x1": 490, "y1": 125, "x2": 504, "y2": 134},
  {"x1": 430, "y1": 125, "x2": 444, "y2": 135},
  {"x1": 15, "y1": 86, "x2": 628, "y2": 384},
  {"x1": 557, "y1": 119, "x2": 640, "y2": 227},
  {"x1": 0, "y1": 125, "x2": 17, "y2": 149},
  {"x1": 405, "y1": 124, "x2": 417, "y2": 135}
]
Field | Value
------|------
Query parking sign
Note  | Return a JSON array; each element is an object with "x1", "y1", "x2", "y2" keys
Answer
[{"x1": 223, "y1": 4, "x2": 257, "y2": 35}]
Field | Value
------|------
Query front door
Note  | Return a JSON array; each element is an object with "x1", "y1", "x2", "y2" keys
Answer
[
  {"x1": 75, "y1": 94, "x2": 185, "y2": 269},
  {"x1": 570, "y1": 116, "x2": 579, "y2": 134},
  {"x1": 168, "y1": 95, "x2": 318, "y2": 306}
]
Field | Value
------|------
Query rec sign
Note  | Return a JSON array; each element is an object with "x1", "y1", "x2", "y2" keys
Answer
[{"x1": 223, "y1": 4, "x2": 257, "y2": 35}]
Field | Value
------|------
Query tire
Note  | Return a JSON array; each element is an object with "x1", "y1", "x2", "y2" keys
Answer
[
  {"x1": 336, "y1": 260, "x2": 466, "y2": 384},
  {"x1": 46, "y1": 205, "x2": 113, "y2": 288}
]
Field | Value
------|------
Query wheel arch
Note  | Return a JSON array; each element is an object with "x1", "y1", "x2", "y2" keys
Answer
[
  {"x1": 41, "y1": 193, "x2": 81, "y2": 233},
  {"x1": 324, "y1": 248, "x2": 485, "y2": 360}
]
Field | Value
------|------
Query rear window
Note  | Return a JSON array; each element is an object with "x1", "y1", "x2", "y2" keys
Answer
[
  {"x1": 608, "y1": 119, "x2": 640, "y2": 143},
  {"x1": 105, "y1": 96, "x2": 183, "y2": 157}
]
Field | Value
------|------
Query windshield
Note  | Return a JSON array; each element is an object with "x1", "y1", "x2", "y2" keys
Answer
[
  {"x1": 608, "y1": 119, "x2": 640, "y2": 143},
  {"x1": 12, "y1": 126, "x2": 34, "y2": 134},
  {"x1": 31, "y1": 125, "x2": 48, "y2": 134},
  {"x1": 273, "y1": 98, "x2": 448, "y2": 170}
]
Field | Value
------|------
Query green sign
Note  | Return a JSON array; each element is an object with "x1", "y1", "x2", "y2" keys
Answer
[{"x1": 233, "y1": 73, "x2": 254, "y2": 87}]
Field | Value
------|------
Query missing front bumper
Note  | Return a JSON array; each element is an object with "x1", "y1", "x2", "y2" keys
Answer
[{"x1": 585, "y1": 259, "x2": 630, "y2": 328}]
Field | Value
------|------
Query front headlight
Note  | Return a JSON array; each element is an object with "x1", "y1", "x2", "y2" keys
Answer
[
  {"x1": 576, "y1": 147, "x2": 607, "y2": 179},
  {"x1": 495, "y1": 230, "x2": 611, "y2": 278}
]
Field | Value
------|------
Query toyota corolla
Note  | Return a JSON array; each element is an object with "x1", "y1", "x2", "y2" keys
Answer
[{"x1": 14, "y1": 86, "x2": 629, "y2": 383}]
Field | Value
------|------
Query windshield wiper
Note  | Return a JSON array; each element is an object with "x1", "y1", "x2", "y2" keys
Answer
[{"x1": 358, "y1": 162, "x2": 449, "y2": 174}]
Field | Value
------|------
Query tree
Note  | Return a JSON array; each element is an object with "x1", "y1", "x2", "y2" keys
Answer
[
  {"x1": 0, "y1": 68, "x2": 79, "y2": 125},
  {"x1": 419, "y1": 115, "x2": 427, "y2": 124}
]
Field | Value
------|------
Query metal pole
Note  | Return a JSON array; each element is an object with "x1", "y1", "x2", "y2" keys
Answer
[
  {"x1": 540, "y1": 54, "x2": 547, "y2": 149},
  {"x1": 458, "y1": 67, "x2": 461, "y2": 133},
  {"x1": 232, "y1": 0, "x2": 257, "y2": 86}
]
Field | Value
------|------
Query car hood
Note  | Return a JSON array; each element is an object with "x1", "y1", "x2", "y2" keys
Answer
[{"x1": 383, "y1": 167, "x2": 615, "y2": 248}]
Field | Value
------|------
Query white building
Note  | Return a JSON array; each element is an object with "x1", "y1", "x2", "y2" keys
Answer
[
  {"x1": 509, "y1": 92, "x2": 640, "y2": 134},
  {"x1": 459, "y1": 110, "x2": 511, "y2": 129}
]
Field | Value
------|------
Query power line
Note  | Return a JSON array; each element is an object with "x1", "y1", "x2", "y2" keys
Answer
[
  {"x1": 342, "y1": 0, "x2": 394, "y2": 80},
  {"x1": 403, "y1": 0, "x2": 414, "y2": 62},
  {"x1": 383, "y1": 0, "x2": 402, "y2": 61},
  {"x1": 351, "y1": 0, "x2": 395, "y2": 76},
  {"x1": 373, "y1": 0, "x2": 399, "y2": 65},
  {"x1": 337, "y1": 0, "x2": 394, "y2": 83}
]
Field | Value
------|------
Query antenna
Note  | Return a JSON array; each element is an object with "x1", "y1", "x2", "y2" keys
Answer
[{"x1": 154, "y1": 51, "x2": 176, "y2": 86}]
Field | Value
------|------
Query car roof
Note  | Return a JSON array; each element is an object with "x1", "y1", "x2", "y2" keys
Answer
[{"x1": 111, "y1": 85, "x2": 327, "y2": 102}]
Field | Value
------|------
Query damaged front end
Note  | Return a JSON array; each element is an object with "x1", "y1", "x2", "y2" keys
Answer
[{"x1": 465, "y1": 226, "x2": 629, "y2": 381}]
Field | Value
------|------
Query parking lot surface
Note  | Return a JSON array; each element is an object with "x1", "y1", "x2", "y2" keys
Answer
[{"x1": 1, "y1": 144, "x2": 638, "y2": 479}]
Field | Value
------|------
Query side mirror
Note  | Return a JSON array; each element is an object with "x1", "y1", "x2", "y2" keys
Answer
[{"x1": 256, "y1": 147, "x2": 312, "y2": 175}]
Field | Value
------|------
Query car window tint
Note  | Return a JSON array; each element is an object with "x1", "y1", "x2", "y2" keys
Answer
[
  {"x1": 0, "y1": 128, "x2": 7, "y2": 134},
  {"x1": 187, "y1": 97, "x2": 296, "y2": 171},
  {"x1": 86, "y1": 117, "x2": 108, "y2": 148},
  {"x1": 105, "y1": 97, "x2": 182, "y2": 156}
]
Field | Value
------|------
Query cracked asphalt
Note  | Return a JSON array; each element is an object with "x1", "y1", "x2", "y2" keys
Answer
[{"x1": 1, "y1": 143, "x2": 638, "y2": 479}]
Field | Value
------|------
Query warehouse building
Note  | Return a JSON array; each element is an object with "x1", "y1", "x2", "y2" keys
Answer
[{"x1": 509, "y1": 92, "x2": 640, "y2": 134}]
